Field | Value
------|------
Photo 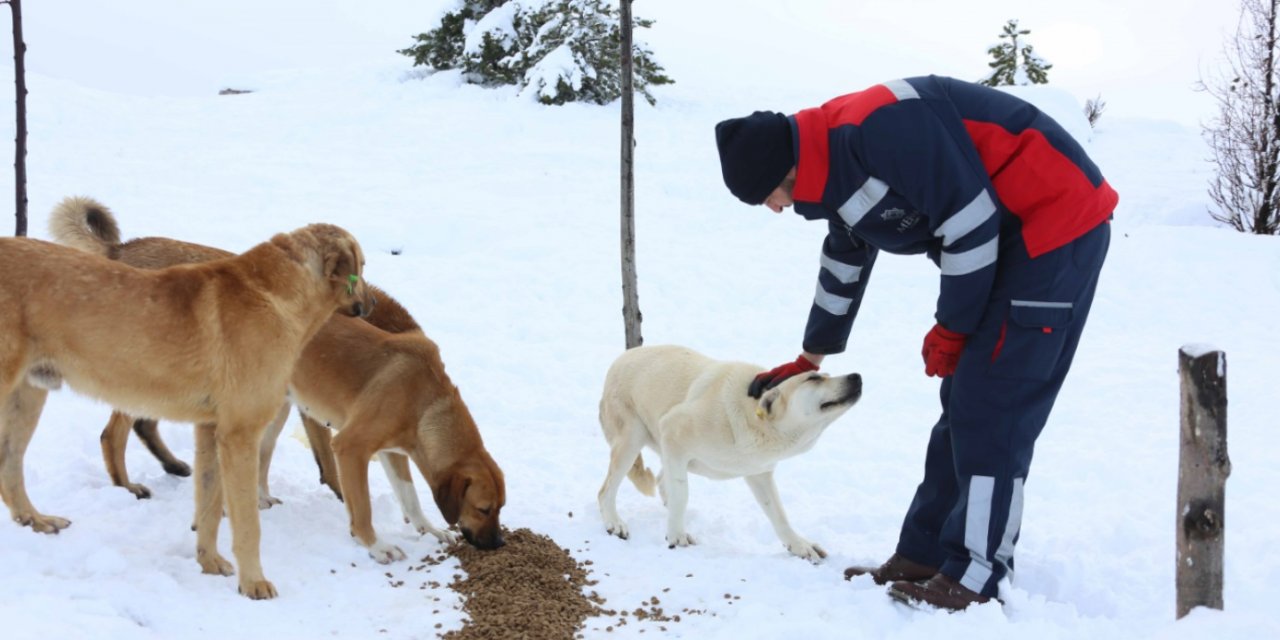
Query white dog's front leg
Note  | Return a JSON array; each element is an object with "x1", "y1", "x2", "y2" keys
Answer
[
  {"x1": 661, "y1": 455, "x2": 695, "y2": 548},
  {"x1": 744, "y1": 472, "x2": 825, "y2": 562}
]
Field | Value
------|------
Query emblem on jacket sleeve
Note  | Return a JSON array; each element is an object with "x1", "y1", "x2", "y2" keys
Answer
[{"x1": 897, "y1": 212, "x2": 922, "y2": 233}]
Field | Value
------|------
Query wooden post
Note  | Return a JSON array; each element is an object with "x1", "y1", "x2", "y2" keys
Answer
[
  {"x1": 5, "y1": 0, "x2": 27, "y2": 236},
  {"x1": 618, "y1": 0, "x2": 642, "y2": 349},
  {"x1": 1176, "y1": 346, "x2": 1229, "y2": 619}
]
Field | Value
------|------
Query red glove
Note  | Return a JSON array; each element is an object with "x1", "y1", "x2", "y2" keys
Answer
[
  {"x1": 748, "y1": 355, "x2": 819, "y2": 398},
  {"x1": 921, "y1": 324, "x2": 967, "y2": 377}
]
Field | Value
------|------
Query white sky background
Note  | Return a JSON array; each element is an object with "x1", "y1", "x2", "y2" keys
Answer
[{"x1": 22, "y1": 0, "x2": 1240, "y2": 126}]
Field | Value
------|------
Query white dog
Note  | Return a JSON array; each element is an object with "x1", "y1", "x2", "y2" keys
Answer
[{"x1": 597, "y1": 345, "x2": 862, "y2": 561}]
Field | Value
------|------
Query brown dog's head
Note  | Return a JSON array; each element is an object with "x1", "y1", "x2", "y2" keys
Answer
[
  {"x1": 285, "y1": 223, "x2": 374, "y2": 318},
  {"x1": 430, "y1": 452, "x2": 506, "y2": 549}
]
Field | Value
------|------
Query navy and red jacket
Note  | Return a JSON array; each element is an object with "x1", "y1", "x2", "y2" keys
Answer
[{"x1": 790, "y1": 75, "x2": 1118, "y2": 355}]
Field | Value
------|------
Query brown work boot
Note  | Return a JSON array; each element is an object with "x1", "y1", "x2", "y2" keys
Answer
[
  {"x1": 888, "y1": 573, "x2": 993, "y2": 612},
  {"x1": 843, "y1": 553, "x2": 937, "y2": 585}
]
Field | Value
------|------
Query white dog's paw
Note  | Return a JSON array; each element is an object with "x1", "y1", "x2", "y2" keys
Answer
[
  {"x1": 257, "y1": 493, "x2": 283, "y2": 510},
  {"x1": 666, "y1": 531, "x2": 695, "y2": 548},
  {"x1": 784, "y1": 538, "x2": 827, "y2": 562},
  {"x1": 368, "y1": 540, "x2": 407, "y2": 564},
  {"x1": 603, "y1": 517, "x2": 630, "y2": 540}
]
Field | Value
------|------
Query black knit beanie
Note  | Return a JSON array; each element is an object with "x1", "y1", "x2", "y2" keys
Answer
[{"x1": 714, "y1": 111, "x2": 795, "y2": 205}]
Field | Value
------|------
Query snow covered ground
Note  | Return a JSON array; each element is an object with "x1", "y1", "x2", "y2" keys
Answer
[{"x1": 2, "y1": 1, "x2": 1278, "y2": 639}]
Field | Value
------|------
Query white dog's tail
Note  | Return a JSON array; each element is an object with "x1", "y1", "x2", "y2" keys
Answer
[
  {"x1": 628, "y1": 453, "x2": 657, "y2": 497},
  {"x1": 48, "y1": 195, "x2": 121, "y2": 256}
]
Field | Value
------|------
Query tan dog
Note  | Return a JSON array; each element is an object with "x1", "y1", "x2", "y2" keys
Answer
[
  {"x1": 50, "y1": 206, "x2": 340, "y2": 505},
  {"x1": 51, "y1": 196, "x2": 505, "y2": 565},
  {"x1": 0, "y1": 205, "x2": 371, "y2": 599},
  {"x1": 598, "y1": 345, "x2": 861, "y2": 560}
]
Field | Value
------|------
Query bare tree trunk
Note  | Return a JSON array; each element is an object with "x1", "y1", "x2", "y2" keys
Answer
[
  {"x1": 1257, "y1": 2, "x2": 1278, "y2": 233},
  {"x1": 618, "y1": 0, "x2": 642, "y2": 349},
  {"x1": 1176, "y1": 346, "x2": 1230, "y2": 619},
  {"x1": 6, "y1": 0, "x2": 27, "y2": 237},
  {"x1": 1200, "y1": 0, "x2": 1280, "y2": 234}
]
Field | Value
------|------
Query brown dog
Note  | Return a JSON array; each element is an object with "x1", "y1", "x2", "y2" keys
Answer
[
  {"x1": 49, "y1": 208, "x2": 336, "y2": 505},
  {"x1": 289, "y1": 302, "x2": 507, "y2": 558},
  {"x1": 0, "y1": 205, "x2": 371, "y2": 599},
  {"x1": 51, "y1": 196, "x2": 505, "y2": 565}
]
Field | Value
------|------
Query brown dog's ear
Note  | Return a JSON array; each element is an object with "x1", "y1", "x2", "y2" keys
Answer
[
  {"x1": 431, "y1": 470, "x2": 471, "y2": 525},
  {"x1": 323, "y1": 244, "x2": 357, "y2": 280},
  {"x1": 322, "y1": 249, "x2": 339, "y2": 279},
  {"x1": 495, "y1": 466, "x2": 506, "y2": 508}
]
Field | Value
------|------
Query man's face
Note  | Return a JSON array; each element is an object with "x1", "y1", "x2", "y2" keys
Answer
[{"x1": 764, "y1": 167, "x2": 798, "y2": 213}]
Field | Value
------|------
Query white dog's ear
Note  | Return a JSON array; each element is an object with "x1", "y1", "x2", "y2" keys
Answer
[{"x1": 756, "y1": 387, "x2": 784, "y2": 419}]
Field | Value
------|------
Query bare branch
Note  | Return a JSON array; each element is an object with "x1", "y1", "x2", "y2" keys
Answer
[
  {"x1": 1199, "y1": 0, "x2": 1280, "y2": 234},
  {"x1": 1084, "y1": 94, "x2": 1106, "y2": 128}
]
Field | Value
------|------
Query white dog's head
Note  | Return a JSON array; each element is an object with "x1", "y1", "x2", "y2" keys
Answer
[{"x1": 755, "y1": 371, "x2": 862, "y2": 428}]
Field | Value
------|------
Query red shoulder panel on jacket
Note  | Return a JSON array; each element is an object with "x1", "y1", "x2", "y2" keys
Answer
[
  {"x1": 823, "y1": 85, "x2": 900, "y2": 127},
  {"x1": 964, "y1": 120, "x2": 1118, "y2": 256}
]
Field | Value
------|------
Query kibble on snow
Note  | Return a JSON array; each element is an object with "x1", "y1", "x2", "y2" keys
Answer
[{"x1": 442, "y1": 528, "x2": 604, "y2": 640}]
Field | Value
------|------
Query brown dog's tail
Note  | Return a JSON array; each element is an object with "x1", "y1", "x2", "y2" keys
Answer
[
  {"x1": 48, "y1": 195, "x2": 121, "y2": 256},
  {"x1": 628, "y1": 453, "x2": 657, "y2": 497}
]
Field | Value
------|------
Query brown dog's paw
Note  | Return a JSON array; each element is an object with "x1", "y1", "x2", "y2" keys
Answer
[
  {"x1": 369, "y1": 540, "x2": 407, "y2": 564},
  {"x1": 197, "y1": 550, "x2": 235, "y2": 576},
  {"x1": 163, "y1": 460, "x2": 192, "y2": 477},
  {"x1": 238, "y1": 578, "x2": 278, "y2": 600},
  {"x1": 124, "y1": 483, "x2": 153, "y2": 500},
  {"x1": 424, "y1": 527, "x2": 459, "y2": 545},
  {"x1": 15, "y1": 512, "x2": 71, "y2": 534}
]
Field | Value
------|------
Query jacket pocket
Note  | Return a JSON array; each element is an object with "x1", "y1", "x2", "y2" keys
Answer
[{"x1": 989, "y1": 300, "x2": 1074, "y2": 381}]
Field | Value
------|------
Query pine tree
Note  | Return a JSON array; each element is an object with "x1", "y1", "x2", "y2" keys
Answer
[
  {"x1": 397, "y1": 1, "x2": 506, "y2": 71},
  {"x1": 398, "y1": 0, "x2": 672, "y2": 106},
  {"x1": 980, "y1": 19, "x2": 1052, "y2": 87}
]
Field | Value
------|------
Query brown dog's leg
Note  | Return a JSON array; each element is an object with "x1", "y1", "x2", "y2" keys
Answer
[
  {"x1": 300, "y1": 412, "x2": 342, "y2": 501},
  {"x1": 379, "y1": 451, "x2": 454, "y2": 544},
  {"x1": 0, "y1": 382, "x2": 69, "y2": 533},
  {"x1": 193, "y1": 422, "x2": 233, "y2": 576},
  {"x1": 134, "y1": 418, "x2": 191, "y2": 477},
  {"x1": 333, "y1": 428, "x2": 405, "y2": 563},
  {"x1": 100, "y1": 412, "x2": 153, "y2": 499},
  {"x1": 216, "y1": 416, "x2": 277, "y2": 599},
  {"x1": 254, "y1": 402, "x2": 291, "y2": 509}
]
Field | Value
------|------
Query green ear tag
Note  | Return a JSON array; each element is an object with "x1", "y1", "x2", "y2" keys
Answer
[{"x1": 347, "y1": 274, "x2": 359, "y2": 295}]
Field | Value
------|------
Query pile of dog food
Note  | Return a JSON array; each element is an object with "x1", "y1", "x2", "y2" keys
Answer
[{"x1": 441, "y1": 528, "x2": 606, "y2": 639}]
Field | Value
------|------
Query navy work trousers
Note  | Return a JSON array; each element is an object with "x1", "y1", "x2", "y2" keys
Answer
[{"x1": 895, "y1": 219, "x2": 1111, "y2": 598}]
